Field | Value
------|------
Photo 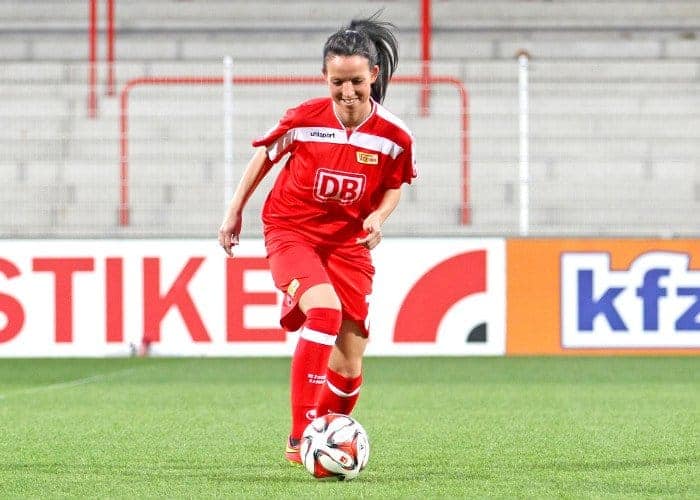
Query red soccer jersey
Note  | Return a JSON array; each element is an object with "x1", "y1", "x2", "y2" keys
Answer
[{"x1": 252, "y1": 97, "x2": 416, "y2": 246}]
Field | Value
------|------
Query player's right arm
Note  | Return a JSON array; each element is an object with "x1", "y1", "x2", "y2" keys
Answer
[{"x1": 218, "y1": 146, "x2": 273, "y2": 257}]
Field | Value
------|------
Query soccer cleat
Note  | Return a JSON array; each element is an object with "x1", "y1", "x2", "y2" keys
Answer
[{"x1": 285, "y1": 436, "x2": 302, "y2": 465}]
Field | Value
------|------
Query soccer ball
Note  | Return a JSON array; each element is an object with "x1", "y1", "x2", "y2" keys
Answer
[{"x1": 300, "y1": 413, "x2": 370, "y2": 480}]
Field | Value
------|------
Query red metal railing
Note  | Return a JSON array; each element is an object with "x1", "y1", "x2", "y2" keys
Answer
[
  {"x1": 93, "y1": 0, "x2": 436, "y2": 111},
  {"x1": 104, "y1": 0, "x2": 468, "y2": 226},
  {"x1": 118, "y1": 74, "x2": 470, "y2": 226},
  {"x1": 86, "y1": 0, "x2": 116, "y2": 114},
  {"x1": 87, "y1": 0, "x2": 98, "y2": 117},
  {"x1": 106, "y1": 0, "x2": 115, "y2": 96}
]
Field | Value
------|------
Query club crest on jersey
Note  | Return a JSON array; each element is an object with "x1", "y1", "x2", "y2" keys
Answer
[
  {"x1": 314, "y1": 168, "x2": 366, "y2": 204},
  {"x1": 356, "y1": 151, "x2": 379, "y2": 165}
]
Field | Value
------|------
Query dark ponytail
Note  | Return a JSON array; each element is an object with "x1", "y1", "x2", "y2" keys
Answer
[{"x1": 323, "y1": 11, "x2": 399, "y2": 103}]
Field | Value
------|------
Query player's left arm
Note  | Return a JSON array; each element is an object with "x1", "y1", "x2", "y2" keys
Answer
[{"x1": 356, "y1": 187, "x2": 401, "y2": 250}]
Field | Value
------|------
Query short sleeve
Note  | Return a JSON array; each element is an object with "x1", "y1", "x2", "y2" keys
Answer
[
  {"x1": 251, "y1": 105, "x2": 298, "y2": 163},
  {"x1": 383, "y1": 135, "x2": 417, "y2": 189}
]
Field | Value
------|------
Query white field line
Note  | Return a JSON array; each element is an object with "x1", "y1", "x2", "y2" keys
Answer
[{"x1": 0, "y1": 367, "x2": 142, "y2": 401}]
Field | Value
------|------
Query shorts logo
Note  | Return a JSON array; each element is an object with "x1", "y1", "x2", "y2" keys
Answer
[
  {"x1": 287, "y1": 278, "x2": 300, "y2": 298},
  {"x1": 314, "y1": 168, "x2": 366, "y2": 204},
  {"x1": 356, "y1": 151, "x2": 378, "y2": 165}
]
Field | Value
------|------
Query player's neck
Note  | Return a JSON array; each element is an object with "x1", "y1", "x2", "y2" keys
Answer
[{"x1": 336, "y1": 101, "x2": 373, "y2": 131}]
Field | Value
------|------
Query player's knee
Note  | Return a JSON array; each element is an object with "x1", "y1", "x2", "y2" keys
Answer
[
  {"x1": 299, "y1": 283, "x2": 341, "y2": 311},
  {"x1": 305, "y1": 307, "x2": 342, "y2": 335},
  {"x1": 328, "y1": 357, "x2": 363, "y2": 378}
]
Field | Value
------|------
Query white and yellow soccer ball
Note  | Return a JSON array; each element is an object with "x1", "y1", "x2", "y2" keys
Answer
[{"x1": 300, "y1": 413, "x2": 370, "y2": 480}]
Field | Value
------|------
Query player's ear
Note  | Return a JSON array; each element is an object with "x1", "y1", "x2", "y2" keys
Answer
[{"x1": 370, "y1": 65, "x2": 379, "y2": 83}]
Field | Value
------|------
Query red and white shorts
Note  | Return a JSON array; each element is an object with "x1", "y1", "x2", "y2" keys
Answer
[{"x1": 265, "y1": 229, "x2": 374, "y2": 336}]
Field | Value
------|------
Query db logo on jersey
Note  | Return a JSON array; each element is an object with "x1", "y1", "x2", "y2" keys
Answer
[{"x1": 314, "y1": 168, "x2": 366, "y2": 204}]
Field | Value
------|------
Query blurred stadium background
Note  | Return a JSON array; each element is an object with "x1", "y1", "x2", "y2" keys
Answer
[{"x1": 2, "y1": 0, "x2": 698, "y2": 239}]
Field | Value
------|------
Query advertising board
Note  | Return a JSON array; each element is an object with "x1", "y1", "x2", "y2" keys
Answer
[
  {"x1": 507, "y1": 239, "x2": 700, "y2": 355},
  {"x1": 0, "y1": 238, "x2": 506, "y2": 357}
]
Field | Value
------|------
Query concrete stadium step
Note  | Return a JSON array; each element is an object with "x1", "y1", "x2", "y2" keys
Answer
[
  {"x1": 531, "y1": 203, "x2": 699, "y2": 229},
  {"x1": 529, "y1": 159, "x2": 699, "y2": 182},
  {"x1": 5, "y1": 1, "x2": 695, "y2": 31},
  {"x1": 530, "y1": 179, "x2": 696, "y2": 204},
  {"x1": 0, "y1": 161, "x2": 64, "y2": 184},
  {"x1": 433, "y1": 1, "x2": 700, "y2": 29}
]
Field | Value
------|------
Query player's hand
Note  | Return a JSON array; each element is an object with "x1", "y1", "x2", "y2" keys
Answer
[
  {"x1": 356, "y1": 213, "x2": 383, "y2": 250},
  {"x1": 218, "y1": 213, "x2": 242, "y2": 257}
]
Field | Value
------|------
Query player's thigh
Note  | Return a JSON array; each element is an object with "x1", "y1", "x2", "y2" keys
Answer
[
  {"x1": 267, "y1": 242, "x2": 327, "y2": 294},
  {"x1": 267, "y1": 238, "x2": 338, "y2": 330},
  {"x1": 326, "y1": 247, "x2": 374, "y2": 334}
]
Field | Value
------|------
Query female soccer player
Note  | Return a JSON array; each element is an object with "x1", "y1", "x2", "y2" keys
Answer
[{"x1": 218, "y1": 12, "x2": 416, "y2": 464}]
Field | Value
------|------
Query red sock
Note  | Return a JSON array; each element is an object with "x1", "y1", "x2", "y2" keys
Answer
[
  {"x1": 316, "y1": 368, "x2": 363, "y2": 417},
  {"x1": 289, "y1": 307, "x2": 341, "y2": 440}
]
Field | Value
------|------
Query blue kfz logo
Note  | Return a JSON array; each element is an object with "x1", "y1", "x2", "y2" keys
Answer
[{"x1": 561, "y1": 252, "x2": 700, "y2": 349}]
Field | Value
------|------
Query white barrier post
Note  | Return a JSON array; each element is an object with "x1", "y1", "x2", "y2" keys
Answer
[
  {"x1": 223, "y1": 56, "x2": 234, "y2": 206},
  {"x1": 517, "y1": 50, "x2": 530, "y2": 236}
]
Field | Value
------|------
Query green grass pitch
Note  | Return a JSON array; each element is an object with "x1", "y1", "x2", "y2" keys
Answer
[{"x1": 0, "y1": 356, "x2": 697, "y2": 498}]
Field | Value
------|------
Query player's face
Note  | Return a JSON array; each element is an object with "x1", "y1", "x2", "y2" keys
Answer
[{"x1": 324, "y1": 55, "x2": 379, "y2": 127}]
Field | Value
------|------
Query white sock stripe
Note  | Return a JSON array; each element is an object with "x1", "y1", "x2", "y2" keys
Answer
[
  {"x1": 327, "y1": 380, "x2": 362, "y2": 398},
  {"x1": 300, "y1": 327, "x2": 337, "y2": 346}
]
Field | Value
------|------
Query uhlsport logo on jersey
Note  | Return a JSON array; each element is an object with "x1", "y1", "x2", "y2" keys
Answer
[
  {"x1": 313, "y1": 168, "x2": 366, "y2": 204},
  {"x1": 309, "y1": 130, "x2": 336, "y2": 140},
  {"x1": 561, "y1": 251, "x2": 700, "y2": 348}
]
